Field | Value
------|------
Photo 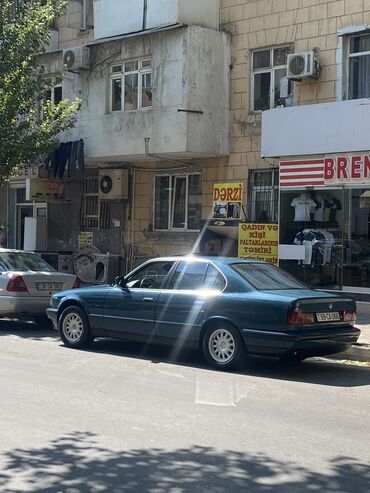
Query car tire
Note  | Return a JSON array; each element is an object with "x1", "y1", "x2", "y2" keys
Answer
[
  {"x1": 33, "y1": 314, "x2": 52, "y2": 328},
  {"x1": 59, "y1": 306, "x2": 94, "y2": 349},
  {"x1": 202, "y1": 322, "x2": 246, "y2": 371}
]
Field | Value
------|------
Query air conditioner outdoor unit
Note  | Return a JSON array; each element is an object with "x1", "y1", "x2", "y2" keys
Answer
[
  {"x1": 287, "y1": 49, "x2": 320, "y2": 81},
  {"x1": 63, "y1": 46, "x2": 90, "y2": 71},
  {"x1": 98, "y1": 169, "x2": 129, "y2": 200}
]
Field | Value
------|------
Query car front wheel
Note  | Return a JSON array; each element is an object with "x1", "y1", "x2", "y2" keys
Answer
[
  {"x1": 202, "y1": 323, "x2": 246, "y2": 371},
  {"x1": 59, "y1": 306, "x2": 94, "y2": 349}
]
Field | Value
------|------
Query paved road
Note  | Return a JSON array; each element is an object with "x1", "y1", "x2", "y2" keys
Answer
[{"x1": 0, "y1": 319, "x2": 370, "y2": 493}]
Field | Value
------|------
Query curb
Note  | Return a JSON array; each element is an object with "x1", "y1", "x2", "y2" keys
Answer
[{"x1": 328, "y1": 344, "x2": 370, "y2": 363}]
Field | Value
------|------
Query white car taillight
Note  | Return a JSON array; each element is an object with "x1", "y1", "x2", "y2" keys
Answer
[
  {"x1": 6, "y1": 275, "x2": 29, "y2": 293},
  {"x1": 73, "y1": 277, "x2": 80, "y2": 289}
]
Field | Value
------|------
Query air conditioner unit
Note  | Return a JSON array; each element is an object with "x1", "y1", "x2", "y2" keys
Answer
[
  {"x1": 63, "y1": 46, "x2": 90, "y2": 71},
  {"x1": 98, "y1": 169, "x2": 129, "y2": 200},
  {"x1": 94, "y1": 254, "x2": 120, "y2": 284},
  {"x1": 287, "y1": 49, "x2": 320, "y2": 81}
]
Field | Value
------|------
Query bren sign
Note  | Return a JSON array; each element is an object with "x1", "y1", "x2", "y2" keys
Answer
[{"x1": 324, "y1": 154, "x2": 370, "y2": 185}]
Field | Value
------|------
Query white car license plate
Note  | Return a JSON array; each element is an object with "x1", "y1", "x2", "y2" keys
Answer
[
  {"x1": 36, "y1": 282, "x2": 63, "y2": 291},
  {"x1": 316, "y1": 311, "x2": 340, "y2": 322}
]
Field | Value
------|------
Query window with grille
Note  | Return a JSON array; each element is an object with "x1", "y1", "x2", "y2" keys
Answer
[
  {"x1": 247, "y1": 169, "x2": 279, "y2": 223},
  {"x1": 81, "y1": 176, "x2": 99, "y2": 229}
]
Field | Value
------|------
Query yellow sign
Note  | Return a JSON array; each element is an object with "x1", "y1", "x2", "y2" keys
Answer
[
  {"x1": 212, "y1": 182, "x2": 243, "y2": 220},
  {"x1": 238, "y1": 223, "x2": 279, "y2": 265},
  {"x1": 26, "y1": 178, "x2": 65, "y2": 201},
  {"x1": 78, "y1": 232, "x2": 93, "y2": 247}
]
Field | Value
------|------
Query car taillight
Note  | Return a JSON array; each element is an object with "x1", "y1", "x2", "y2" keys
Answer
[
  {"x1": 342, "y1": 309, "x2": 356, "y2": 326},
  {"x1": 288, "y1": 307, "x2": 315, "y2": 325},
  {"x1": 6, "y1": 275, "x2": 28, "y2": 293},
  {"x1": 73, "y1": 277, "x2": 80, "y2": 289}
]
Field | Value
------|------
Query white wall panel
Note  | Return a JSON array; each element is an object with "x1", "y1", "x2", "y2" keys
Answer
[
  {"x1": 94, "y1": 0, "x2": 144, "y2": 40},
  {"x1": 262, "y1": 99, "x2": 370, "y2": 158}
]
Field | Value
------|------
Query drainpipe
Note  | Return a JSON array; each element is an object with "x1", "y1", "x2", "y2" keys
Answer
[
  {"x1": 130, "y1": 168, "x2": 136, "y2": 271},
  {"x1": 81, "y1": 0, "x2": 87, "y2": 31}
]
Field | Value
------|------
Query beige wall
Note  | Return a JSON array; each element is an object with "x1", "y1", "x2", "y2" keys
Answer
[{"x1": 220, "y1": 0, "x2": 370, "y2": 186}]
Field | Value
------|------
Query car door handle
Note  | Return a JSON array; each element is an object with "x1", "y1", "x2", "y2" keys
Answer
[{"x1": 142, "y1": 297, "x2": 154, "y2": 302}]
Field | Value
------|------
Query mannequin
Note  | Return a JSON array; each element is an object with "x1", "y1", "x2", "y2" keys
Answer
[{"x1": 291, "y1": 192, "x2": 316, "y2": 222}]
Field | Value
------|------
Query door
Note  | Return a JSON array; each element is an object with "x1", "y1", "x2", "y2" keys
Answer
[
  {"x1": 103, "y1": 260, "x2": 175, "y2": 337},
  {"x1": 155, "y1": 261, "x2": 226, "y2": 344}
]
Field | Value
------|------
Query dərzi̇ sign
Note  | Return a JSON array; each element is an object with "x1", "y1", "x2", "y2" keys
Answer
[{"x1": 324, "y1": 154, "x2": 370, "y2": 185}]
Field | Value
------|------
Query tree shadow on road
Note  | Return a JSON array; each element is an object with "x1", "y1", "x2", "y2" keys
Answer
[{"x1": 0, "y1": 431, "x2": 369, "y2": 493}]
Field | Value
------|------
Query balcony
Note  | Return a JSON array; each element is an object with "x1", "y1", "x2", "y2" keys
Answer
[
  {"x1": 93, "y1": 0, "x2": 219, "y2": 40},
  {"x1": 74, "y1": 25, "x2": 229, "y2": 162},
  {"x1": 261, "y1": 99, "x2": 370, "y2": 158}
]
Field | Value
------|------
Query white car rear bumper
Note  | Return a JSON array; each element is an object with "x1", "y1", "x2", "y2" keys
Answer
[{"x1": 0, "y1": 296, "x2": 50, "y2": 316}]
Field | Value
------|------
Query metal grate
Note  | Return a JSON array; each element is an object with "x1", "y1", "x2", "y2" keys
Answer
[
  {"x1": 81, "y1": 176, "x2": 99, "y2": 230},
  {"x1": 99, "y1": 200, "x2": 111, "y2": 229},
  {"x1": 247, "y1": 169, "x2": 279, "y2": 224}
]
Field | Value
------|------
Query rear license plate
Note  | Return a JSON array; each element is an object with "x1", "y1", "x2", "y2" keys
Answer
[
  {"x1": 316, "y1": 312, "x2": 340, "y2": 322},
  {"x1": 36, "y1": 282, "x2": 64, "y2": 291}
]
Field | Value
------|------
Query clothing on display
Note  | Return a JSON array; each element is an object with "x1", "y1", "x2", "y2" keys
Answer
[
  {"x1": 323, "y1": 197, "x2": 342, "y2": 223},
  {"x1": 44, "y1": 139, "x2": 85, "y2": 179},
  {"x1": 291, "y1": 193, "x2": 317, "y2": 222},
  {"x1": 294, "y1": 228, "x2": 336, "y2": 266},
  {"x1": 313, "y1": 194, "x2": 325, "y2": 222}
]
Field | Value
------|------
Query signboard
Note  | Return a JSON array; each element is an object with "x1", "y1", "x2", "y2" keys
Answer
[
  {"x1": 280, "y1": 154, "x2": 370, "y2": 189},
  {"x1": 238, "y1": 223, "x2": 279, "y2": 265},
  {"x1": 26, "y1": 178, "x2": 65, "y2": 201},
  {"x1": 324, "y1": 154, "x2": 370, "y2": 185},
  {"x1": 78, "y1": 232, "x2": 93, "y2": 248},
  {"x1": 212, "y1": 182, "x2": 243, "y2": 221}
]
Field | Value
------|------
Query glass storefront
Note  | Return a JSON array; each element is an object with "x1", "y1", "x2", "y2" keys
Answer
[{"x1": 280, "y1": 187, "x2": 370, "y2": 290}]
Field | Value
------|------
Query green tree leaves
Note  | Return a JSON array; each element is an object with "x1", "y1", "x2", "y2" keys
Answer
[{"x1": 0, "y1": 0, "x2": 80, "y2": 184}]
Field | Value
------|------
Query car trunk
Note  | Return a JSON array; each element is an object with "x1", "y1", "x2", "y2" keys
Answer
[{"x1": 20, "y1": 272, "x2": 76, "y2": 297}]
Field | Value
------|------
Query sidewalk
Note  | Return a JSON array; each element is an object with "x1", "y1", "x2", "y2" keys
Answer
[{"x1": 330, "y1": 304, "x2": 370, "y2": 362}]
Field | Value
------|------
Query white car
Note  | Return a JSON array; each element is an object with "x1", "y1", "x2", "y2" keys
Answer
[{"x1": 0, "y1": 248, "x2": 79, "y2": 324}]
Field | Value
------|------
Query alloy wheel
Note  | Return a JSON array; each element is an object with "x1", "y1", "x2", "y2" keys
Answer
[{"x1": 208, "y1": 328, "x2": 236, "y2": 364}]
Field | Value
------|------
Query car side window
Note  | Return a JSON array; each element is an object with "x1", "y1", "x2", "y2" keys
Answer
[
  {"x1": 126, "y1": 261, "x2": 174, "y2": 289},
  {"x1": 168, "y1": 261, "x2": 208, "y2": 290},
  {"x1": 204, "y1": 264, "x2": 226, "y2": 291}
]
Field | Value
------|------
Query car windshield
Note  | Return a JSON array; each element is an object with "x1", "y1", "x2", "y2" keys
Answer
[
  {"x1": 0, "y1": 252, "x2": 55, "y2": 272},
  {"x1": 232, "y1": 262, "x2": 306, "y2": 291}
]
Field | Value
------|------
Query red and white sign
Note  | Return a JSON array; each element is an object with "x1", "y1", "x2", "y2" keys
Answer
[
  {"x1": 324, "y1": 154, "x2": 370, "y2": 184},
  {"x1": 280, "y1": 159, "x2": 325, "y2": 188},
  {"x1": 280, "y1": 153, "x2": 370, "y2": 188}
]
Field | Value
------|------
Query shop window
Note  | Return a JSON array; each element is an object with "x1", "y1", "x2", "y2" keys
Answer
[
  {"x1": 81, "y1": 176, "x2": 99, "y2": 229},
  {"x1": 153, "y1": 174, "x2": 202, "y2": 231},
  {"x1": 348, "y1": 33, "x2": 370, "y2": 100},
  {"x1": 252, "y1": 46, "x2": 293, "y2": 112},
  {"x1": 248, "y1": 169, "x2": 278, "y2": 223},
  {"x1": 110, "y1": 58, "x2": 152, "y2": 112}
]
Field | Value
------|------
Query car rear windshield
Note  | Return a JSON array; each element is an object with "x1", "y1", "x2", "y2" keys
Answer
[
  {"x1": 0, "y1": 253, "x2": 55, "y2": 272},
  {"x1": 231, "y1": 262, "x2": 306, "y2": 291}
]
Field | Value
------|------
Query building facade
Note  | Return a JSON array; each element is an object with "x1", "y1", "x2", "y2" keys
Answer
[
  {"x1": 220, "y1": 0, "x2": 370, "y2": 300},
  {"x1": 3, "y1": 0, "x2": 370, "y2": 298},
  {"x1": 2, "y1": 0, "x2": 231, "y2": 282}
]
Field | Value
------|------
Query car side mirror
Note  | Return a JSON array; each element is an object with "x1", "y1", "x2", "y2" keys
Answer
[{"x1": 114, "y1": 276, "x2": 127, "y2": 288}]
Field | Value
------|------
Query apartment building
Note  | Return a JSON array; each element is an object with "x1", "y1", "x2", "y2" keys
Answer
[
  {"x1": 3, "y1": 0, "x2": 230, "y2": 282},
  {"x1": 220, "y1": 0, "x2": 370, "y2": 299}
]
